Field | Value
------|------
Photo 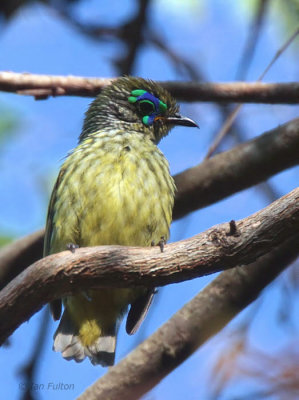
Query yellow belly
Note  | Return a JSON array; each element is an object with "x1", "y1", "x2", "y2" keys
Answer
[
  {"x1": 45, "y1": 131, "x2": 175, "y2": 339},
  {"x1": 48, "y1": 132, "x2": 175, "y2": 252}
]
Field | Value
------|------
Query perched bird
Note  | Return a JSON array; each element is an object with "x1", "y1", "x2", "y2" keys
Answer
[{"x1": 44, "y1": 76, "x2": 197, "y2": 366}]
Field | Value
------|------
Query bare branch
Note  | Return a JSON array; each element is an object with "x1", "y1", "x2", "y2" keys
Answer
[
  {"x1": 55, "y1": 0, "x2": 151, "y2": 75},
  {"x1": 0, "y1": 188, "x2": 298, "y2": 345},
  {"x1": 113, "y1": 0, "x2": 151, "y2": 74},
  {"x1": 0, "y1": 72, "x2": 113, "y2": 99},
  {"x1": 0, "y1": 72, "x2": 298, "y2": 103},
  {"x1": 162, "y1": 80, "x2": 299, "y2": 104},
  {"x1": 204, "y1": 103, "x2": 243, "y2": 159},
  {"x1": 78, "y1": 235, "x2": 299, "y2": 400},
  {"x1": 259, "y1": 27, "x2": 299, "y2": 82},
  {"x1": 205, "y1": 27, "x2": 299, "y2": 158}
]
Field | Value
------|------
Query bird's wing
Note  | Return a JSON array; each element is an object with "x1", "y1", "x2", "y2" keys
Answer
[
  {"x1": 49, "y1": 299, "x2": 62, "y2": 321},
  {"x1": 126, "y1": 290, "x2": 155, "y2": 335},
  {"x1": 44, "y1": 168, "x2": 66, "y2": 256},
  {"x1": 44, "y1": 169, "x2": 66, "y2": 320}
]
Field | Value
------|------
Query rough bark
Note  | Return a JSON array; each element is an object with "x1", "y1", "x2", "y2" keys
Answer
[
  {"x1": 0, "y1": 187, "x2": 298, "y2": 345},
  {"x1": 77, "y1": 234, "x2": 299, "y2": 400}
]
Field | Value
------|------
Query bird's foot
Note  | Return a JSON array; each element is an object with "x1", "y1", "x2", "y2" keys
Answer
[
  {"x1": 158, "y1": 236, "x2": 166, "y2": 252},
  {"x1": 66, "y1": 243, "x2": 79, "y2": 253},
  {"x1": 151, "y1": 236, "x2": 166, "y2": 252}
]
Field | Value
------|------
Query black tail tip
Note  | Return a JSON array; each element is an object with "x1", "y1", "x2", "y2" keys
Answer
[{"x1": 91, "y1": 351, "x2": 115, "y2": 367}]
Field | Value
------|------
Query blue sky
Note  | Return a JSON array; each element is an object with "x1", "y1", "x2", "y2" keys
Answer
[{"x1": 0, "y1": 1, "x2": 298, "y2": 399}]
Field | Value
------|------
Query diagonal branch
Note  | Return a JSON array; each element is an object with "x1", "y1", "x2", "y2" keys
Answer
[
  {"x1": 0, "y1": 71, "x2": 298, "y2": 103},
  {"x1": 173, "y1": 117, "x2": 299, "y2": 218},
  {"x1": 147, "y1": 28, "x2": 283, "y2": 206},
  {"x1": 0, "y1": 187, "x2": 298, "y2": 345},
  {"x1": 204, "y1": 27, "x2": 299, "y2": 159},
  {"x1": 77, "y1": 234, "x2": 299, "y2": 400}
]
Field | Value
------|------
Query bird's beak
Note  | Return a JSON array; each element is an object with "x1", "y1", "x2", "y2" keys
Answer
[{"x1": 156, "y1": 114, "x2": 199, "y2": 128}]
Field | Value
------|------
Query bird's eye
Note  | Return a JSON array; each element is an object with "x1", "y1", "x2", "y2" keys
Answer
[
  {"x1": 128, "y1": 89, "x2": 168, "y2": 125},
  {"x1": 138, "y1": 100, "x2": 156, "y2": 116}
]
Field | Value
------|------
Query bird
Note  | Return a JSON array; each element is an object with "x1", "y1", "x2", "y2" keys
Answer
[{"x1": 44, "y1": 76, "x2": 198, "y2": 366}]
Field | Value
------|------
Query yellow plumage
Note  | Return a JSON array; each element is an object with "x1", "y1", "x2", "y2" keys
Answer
[{"x1": 44, "y1": 77, "x2": 197, "y2": 366}]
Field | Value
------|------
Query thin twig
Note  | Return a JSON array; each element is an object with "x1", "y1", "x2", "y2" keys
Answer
[
  {"x1": 258, "y1": 27, "x2": 299, "y2": 81},
  {"x1": 205, "y1": 27, "x2": 299, "y2": 159}
]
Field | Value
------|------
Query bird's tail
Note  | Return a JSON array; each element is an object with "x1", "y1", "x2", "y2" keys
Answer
[{"x1": 53, "y1": 309, "x2": 116, "y2": 366}]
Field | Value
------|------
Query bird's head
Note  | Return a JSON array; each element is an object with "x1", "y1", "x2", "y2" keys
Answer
[{"x1": 80, "y1": 76, "x2": 198, "y2": 143}]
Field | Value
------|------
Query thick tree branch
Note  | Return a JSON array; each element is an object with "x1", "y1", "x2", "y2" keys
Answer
[
  {"x1": 0, "y1": 72, "x2": 298, "y2": 103},
  {"x1": 78, "y1": 235, "x2": 299, "y2": 400},
  {"x1": 0, "y1": 188, "x2": 298, "y2": 345},
  {"x1": 0, "y1": 118, "x2": 298, "y2": 289}
]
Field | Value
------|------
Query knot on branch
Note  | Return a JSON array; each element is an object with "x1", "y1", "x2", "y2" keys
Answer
[
  {"x1": 226, "y1": 220, "x2": 240, "y2": 237},
  {"x1": 208, "y1": 224, "x2": 241, "y2": 254}
]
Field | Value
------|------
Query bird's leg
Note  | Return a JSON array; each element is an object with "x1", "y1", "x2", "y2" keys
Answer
[
  {"x1": 66, "y1": 243, "x2": 79, "y2": 253},
  {"x1": 158, "y1": 236, "x2": 166, "y2": 253},
  {"x1": 67, "y1": 242, "x2": 91, "y2": 299},
  {"x1": 151, "y1": 236, "x2": 166, "y2": 252},
  {"x1": 158, "y1": 236, "x2": 165, "y2": 252}
]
